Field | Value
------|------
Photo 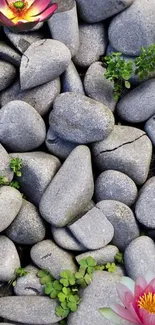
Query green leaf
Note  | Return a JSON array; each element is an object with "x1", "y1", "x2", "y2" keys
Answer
[
  {"x1": 45, "y1": 283, "x2": 53, "y2": 295},
  {"x1": 58, "y1": 292, "x2": 66, "y2": 302},
  {"x1": 84, "y1": 273, "x2": 92, "y2": 285},
  {"x1": 53, "y1": 280, "x2": 62, "y2": 291},
  {"x1": 68, "y1": 302, "x2": 78, "y2": 312},
  {"x1": 37, "y1": 270, "x2": 49, "y2": 278},
  {"x1": 50, "y1": 290, "x2": 58, "y2": 299},
  {"x1": 86, "y1": 256, "x2": 97, "y2": 267},
  {"x1": 125, "y1": 80, "x2": 131, "y2": 89}
]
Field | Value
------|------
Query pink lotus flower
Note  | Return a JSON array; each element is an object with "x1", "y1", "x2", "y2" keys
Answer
[
  {"x1": 99, "y1": 271, "x2": 155, "y2": 325},
  {"x1": 0, "y1": 0, "x2": 58, "y2": 30}
]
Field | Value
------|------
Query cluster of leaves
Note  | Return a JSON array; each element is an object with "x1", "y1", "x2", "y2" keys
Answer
[
  {"x1": 104, "y1": 44, "x2": 155, "y2": 100},
  {"x1": 0, "y1": 158, "x2": 22, "y2": 190},
  {"x1": 8, "y1": 267, "x2": 28, "y2": 287},
  {"x1": 115, "y1": 251, "x2": 124, "y2": 265}
]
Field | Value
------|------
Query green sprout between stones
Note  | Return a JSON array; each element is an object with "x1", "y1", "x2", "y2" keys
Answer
[
  {"x1": 115, "y1": 251, "x2": 124, "y2": 265},
  {"x1": 10, "y1": 157, "x2": 22, "y2": 177},
  {"x1": 9, "y1": 267, "x2": 28, "y2": 287},
  {"x1": 0, "y1": 176, "x2": 9, "y2": 186}
]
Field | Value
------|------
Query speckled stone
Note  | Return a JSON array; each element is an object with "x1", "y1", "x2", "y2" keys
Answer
[
  {"x1": 61, "y1": 61, "x2": 84, "y2": 94},
  {"x1": 0, "y1": 144, "x2": 13, "y2": 182},
  {"x1": 145, "y1": 114, "x2": 155, "y2": 147},
  {"x1": 0, "y1": 236, "x2": 20, "y2": 282},
  {"x1": 0, "y1": 60, "x2": 16, "y2": 91},
  {"x1": 14, "y1": 265, "x2": 44, "y2": 296},
  {"x1": 76, "y1": 245, "x2": 119, "y2": 265},
  {"x1": 0, "y1": 41, "x2": 21, "y2": 66},
  {"x1": 51, "y1": 226, "x2": 86, "y2": 251}
]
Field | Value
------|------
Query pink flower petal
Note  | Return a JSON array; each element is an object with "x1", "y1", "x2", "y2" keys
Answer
[
  {"x1": 37, "y1": 3, "x2": 58, "y2": 21},
  {"x1": 110, "y1": 303, "x2": 140, "y2": 325},
  {"x1": 0, "y1": 11, "x2": 15, "y2": 26},
  {"x1": 117, "y1": 283, "x2": 134, "y2": 308},
  {"x1": 138, "y1": 308, "x2": 155, "y2": 325},
  {"x1": 128, "y1": 303, "x2": 143, "y2": 324},
  {"x1": 0, "y1": 0, "x2": 8, "y2": 9},
  {"x1": 28, "y1": 0, "x2": 52, "y2": 16}
]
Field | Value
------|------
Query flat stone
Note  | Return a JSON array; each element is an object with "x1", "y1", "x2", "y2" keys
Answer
[
  {"x1": 45, "y1": 126, "x2": 78, "y2": 160},
  {"x1": 0, "y1": 41, "x2": 21, "y2": 66},
  {"x1": 0, "y1": 296, "x2": 61, "y2": 324},
  {"x1": 0, "y1": 186, "x2": 22, "y2": 232},
  {"x1": 135, "y1": 177, "x2": 155, "y2": 228},
  {"x1": 124, "y1": 236, "x2": 155, "y2": 280},
  {"x1": 48, "y1": 0, "x2": 79, "y2": 57},
  {"x1": 145, "y1": 114, "x2": 155, "y2": 147},
  {"x1": 0, "y1": 236, "x2": 20, "y2": 282},
  {"x1": 61, "y1": 61, "x2": 84, "y2": 94},
  {"x1": 14, "y1": 265, "x2": 44, "y2": 296},
  {"x1": 10, "y1": 152, "x2": 61, "y2": 206},
  {"x1": 0, "y1": 60, "x2": 16, "y2": 91},
  {"x1": 97, "y1": 200, "x2": 140, "y2": 251},
  {"x1": 73, "y1": 22, "x2": 107, "y2": 68},
  {"x1": 95, "y1": 170, "x2": 138, "y2": 206},
  {"x1": 0, "y1": 78, "x2": 61, "y2": 116},
  {"x1": 109, "y1": 0, "x2": 155, "y2": 56},
  {"x1": 49, "y1": 92, "x2": 114, "y2": 144},
  {"x1": 6, "y1": 199, "x2": 46, "y2": 245},
  {"x1": 0, "y1": 144, "x2": 13, "y2": 182},
  {"x1": 76, "y1": 0, "x2": 134, "y2": 23},
  {"x1": 84, "y1": 62, "x2": 116, "y2": 112},
  {"x1": 20, "y1": 39, "x2": 71, "y2": 90},
  {"x1": 0, "y1": 100, "x2": 46, "y2": 152},
  {"x1": 39, "y1": 146, "x2": 94, "y2": 227},
  {"x1": 68, "y1": 207, "x2": 114, "y2": 250},
  {"x1": 30, "y1": 239, "x2": 76, "y2": 279},
  {"x1": 92, "y1": 125, "x2": 152, "y2": 185},
  {"x1": 76, "y1": 245, "x2": 119, "y2": 265},
  {"x1": 51, "y1": 226, "x2": 86, "y2": 251},
  {"x1": 117, "y1": 79, "x2": 155, "y2": 123}
]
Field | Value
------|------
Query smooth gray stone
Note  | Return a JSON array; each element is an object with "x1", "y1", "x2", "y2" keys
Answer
[
  {"x1": 76, "y1": 245, "x2": 119, "y2": 265},
  {"x1": 10, "y1": 152, "x2": 61, "y2": 206},
  {"x1": 51, "y1": 226, "x2": 86, "y2": 251},
  {"x1": 39, "y1": 146, "x2": 94, "y2": 227},
  {"x1": 135, "y1": 177, "x2": 155, "y2": 228},
  {"x1": 4, "y1": 27, "x2": 44, "y2": 53},
  {"x1": 117, "y1": 79, "x2": 155, "y2": 123},
  {"x1": 109, "y1": 0, "x2": 155, "y2": 56},
  {"x1": 0, "y1": 297, "x2": 61, "y2": 324},
  {"x1": 6, "y1": 199, "x2": 46, "y2": 245},
  {"x1": 92, "y1": 125, "x2": 152, "y2": 185},
  {"x1": 0, "y1": 186, "x2": 22, "y2": 232},
  {"x1": 2, "y1": 323, "x2": 58, "y2": 325},
  {"x1": 0, "y1": 41, "x2": 21, "y2": 66},
  {"x1": 124, "y1": 236, "x2": 155, "y2": 280},
  {"x1": 0, "y1": 100, "x2": 46, "y2": 152},
  {"x1": 20, "y1": 39, "x2": 71, "y2": 90},
  {"x1": 75, "y1": 0, "x2": 134, "y2": 23},
  {"x1": 14, "y1": 265, "x2": 44, "y2": 296},
  {"x1": 48, "y1": 0, "x2": 79, "y2": 57},
  {"x1": 31, "y1": 239, "x2": 76, "y2": 279},
  {"x1": 0, "y1": 60, "x2": 16, "y2": 91},
  {"x1": 68, "y1": 207, "x2": 114, "y2": 250},
  {"x1": 84, "y1": 62, "x2": 116, "y2": 112},
  {"x1": 46, "y1": 126, "x2": 78, "y2": 160},
  {"x1": 97, "y1": 200, "x2": 140, "y2": 251},
  {"x1": 49, "y1": 92, "x2": 114, "y2": 144},
  {"x1": 145, "y1": 114, "x2": 155, "y2": 147},
  {"x1": 73, "y1": 22, "x2": 107, "y2": 68},
  {"x1": 95, "y1": 170, "x2": 138, "y2": 206},
  {"x1": 0, "y1": 144, "x2": 13, "y2": 182},
  {"x1": 0, "y1": 236, "x2": 20, "y2": 282},
  {"x1": 61, "y1": 61, "x2": 84, "y2": 94},
  {"x1": 0, "y1": 78, "x2": 61, "y2": 116}
]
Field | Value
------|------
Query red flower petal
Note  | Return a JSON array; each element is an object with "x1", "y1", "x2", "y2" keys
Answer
[
  {"x1": 110, "y1": 303, "x2": 140, "y2": 324},
  {"x1": 28, "y1": 0, "x2": 55, "y2": 16},
  {"x1": 37, "y1": 3, "x2": 58, "y2": 21}
]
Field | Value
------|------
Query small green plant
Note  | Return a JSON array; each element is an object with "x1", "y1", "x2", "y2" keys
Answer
[
  {"x1": 10, "y1": 157, "x2": 22, "y2": 177},
  {"x1": 9, "y1": 181, "x2": 20, "y2": 189},
  {"x1": 115, "y1": 251, "x2": 124, "y2": 265},
  {"x1": 135, "y1": 44, "x2": 155, "y2": 79},
  {"x1": 0, "y1": 176, "x2": 9, "y2": 186},
  {"x1": 9, "y1": 267, "x2": 28, "y2": 287}
]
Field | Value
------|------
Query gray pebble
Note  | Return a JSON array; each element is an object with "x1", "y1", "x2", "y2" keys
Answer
[
  {"x1": 39, "y1": 146, "x2": 94, "y2": 227},
  {"x1": 73, "y1": 22, "x2": 107, "y2": 68},
  {"x1": 145, "y1": 114, "x2": 155, "y2": 147},
  {"x1": 49, "y1": 92, "x2": 114, "y2": 144},
  {"x1": 51, "y1": 226, "x2": 86, "y2": 251},
  {"x1": 0, "y1": 186, "x2": 22, "y2": 232},
  {"x1": 124, "y1": 236, "x2": 155, "y2": 280},
  {"x1": 0, "y1": 41, "x2": 21, "y2": 66},
  {"x1": 92, "y1": 125, "x2": 152, "y2": 185},
  {"x1": 95, "y1": 170, "x2": 138, "y2": 206},
  {"x1": 84, "y1": 62, "x2": 116, "y2": 112},
  {"x1": 76, "y1": 245, "x2": 119, "y2": 265},
  {"x1": 61, "y1": 61, "x2": 84, "y2": 94},
  {"x1": 0, "y1": 236, "x2": 20, "y2": 282},
  {"x1": 0, "y1": 144, "x2": 13, "y2": 182},
  {"x1": 97, "y1": 200, "x2": 140, "y2": 251},
  {"x1": 0, "y1": 100, "x2": 46, "y2": 152},
  {"x1": 0, "y1": 60, "x2": 16, "y2": 91},
  {"x1": 31, "y1": 239, "x2": 76, "y2": 279},
  {"x1": 14, "y1": 265, "x2": 44, "y2": 296},
  {"x1": 10, "y1": 152, "x2": 61, "y2": 206},
  {"x1": 20, "y1": 39, "x2": 71, "y2": 90}
]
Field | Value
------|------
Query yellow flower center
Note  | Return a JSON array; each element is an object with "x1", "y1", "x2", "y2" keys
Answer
[
  {"x1": 13, "y1": 1, "x2": 25, "y2": 9},
  {"x1": 138, "y1": 292, "x2": 155, "y2": 313},
  {"x1": 9, "y1": 0, "x2": 29, "y2": 17}
]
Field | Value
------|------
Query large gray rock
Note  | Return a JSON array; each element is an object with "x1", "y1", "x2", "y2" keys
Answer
[
  {"x1": 20, "y1": 39, "x2": 71, "y2": 90},
  {"x1": 0, "y1": 60, "x2": 16, "y2": 91},
  {"x1": 6, "y1": 199, "x2": 46, "y2": 245},
  {"x1": 14, "y1": 265, "x2": 44, "y2": 296},
  {"x1": 48, "y1": 0, "x2": 79, "y2": 57},
  {"x1": 0, "y1": 144, "x2": 13, "y2": 182},
  {"x1": 92, "y1": 126, "x2": 152, "y2": 185},
  {"x1": 76, "y1": 245, "x2": 119, "y2": 265},
  {"x1": 31, "y1": 239, "x2": 76, "y2": 279},
  {"x1": 51, "y1": 226, "x2": 86, "y2": 251},
  {"x1": 0, "y1": 236, "x2": 20, "y2": 282},
  {"x1": 117, "y1": 79, "x2": 155, "y2": 123},
  {"x1": 145, "y1": 114, "x2": 155, "y2": 147},
  {"x1": 0, "y1": 100, "x2": 46, "y2": 152},
  {"x1": 0, "y1": 186, "x2": 22, "y2": 232},
  {"x1": 68, "y1": 207, "x2": 114, "y2": 250},
  {"x1": 84, "y1": 62, "x2": 116, "y2": 112},
  {"x1": 39, "y1": 146, "x2": 94, "y2": 227},
  {"x1": 0, "y1": 41, "x2": 21, "y2": 66},
  {"x1": 49, "y1": 92, "x2": 114, "y2": 144},
  {"x1": 95, "y1": 170, "x2": 138, "y2": 207},
  {"x1": 109, "y1": 0, "x2": 155, "y2": 56},
  {"x1": 0, "y1": 78, "x2": 61, "y2": 116},
  {"x1": 61, "y1": 61, "x2": 84, "y2": 94},
  {"x1": 76, "y1": 0, "x2": 134, "y2": 23},
  {"x1": 135, "y1": 177, "x2": 155, "y2": 228},
  {"x1": 10, "y1": 152, "x2": 61, "y2": 206},
  {"x1": 124, "y1": 236, "x2": 155, "y2": 280},
  {"x1": 0, "y1": 297, "x2": 61, "y2": 324},
  {"x1": 97, "y1": 200, "x2": 140, "y2": 251},
  {"x1": 73, "y1": 22, "x2": 107, "y2": 68}
]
